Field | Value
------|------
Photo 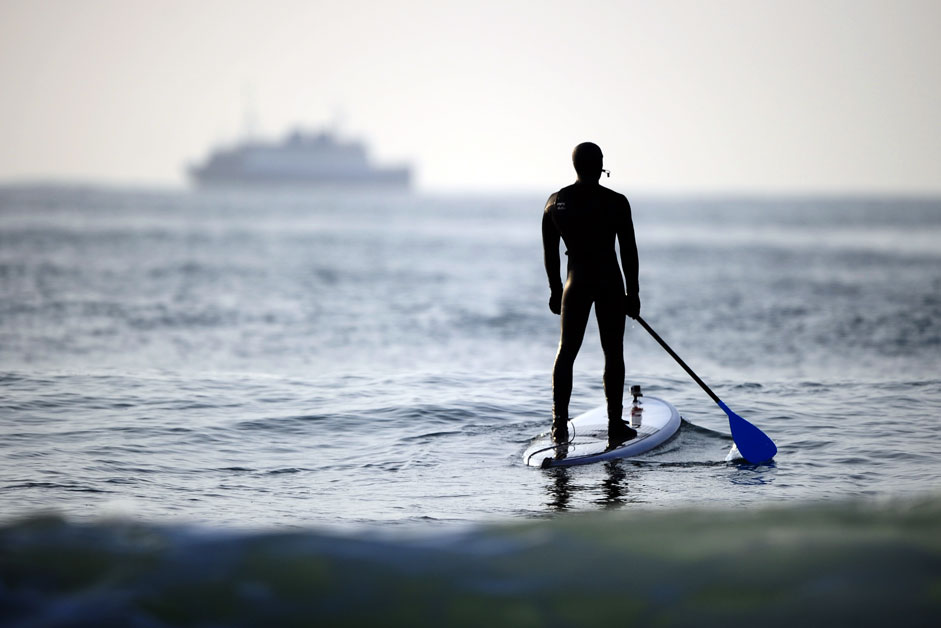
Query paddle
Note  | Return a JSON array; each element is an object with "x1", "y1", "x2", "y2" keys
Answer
[{"x1": 635, "y1": 315, "x2": 777, "y2": 464}]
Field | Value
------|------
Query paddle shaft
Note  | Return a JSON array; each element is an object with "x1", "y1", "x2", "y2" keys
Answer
[{"x1": 635, "y1": 316, "x2": 722, "y2": 406}]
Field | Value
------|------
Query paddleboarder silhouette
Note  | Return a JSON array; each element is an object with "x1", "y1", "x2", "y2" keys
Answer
[{"x1": 542, "y1": 142, "x2": 640, "y2": 448}]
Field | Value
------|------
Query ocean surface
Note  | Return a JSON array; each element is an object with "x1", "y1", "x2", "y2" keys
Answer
[{"x1": 1, "y1": 185, "x2": 940, "y2": 624}]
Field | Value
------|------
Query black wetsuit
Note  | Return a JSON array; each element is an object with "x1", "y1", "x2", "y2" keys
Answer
[{"x1": 542, "y1": 181, "x2": 639, "y2": 427}]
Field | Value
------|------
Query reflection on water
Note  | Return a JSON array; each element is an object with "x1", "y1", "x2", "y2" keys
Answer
[
  {"x1": 542, "y1": 451, "x2": 781, "y2": 513},
  {"x1": 544, "y1": 460, "x2": 638, "y2": 512},
  {"x1": 729, "y1": 460, "x2": 778, "y2": 486},
  {"x1": 599, "y1": 460, "x2": 629, "y2": 507},
  {"x1": 546, "y1": 467, "x2": 572, "y2": 511}
]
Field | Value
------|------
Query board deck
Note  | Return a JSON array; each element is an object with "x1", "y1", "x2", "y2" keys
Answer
[{"x1": 523, "y1": 396, "x2": 681, "y2": 468}]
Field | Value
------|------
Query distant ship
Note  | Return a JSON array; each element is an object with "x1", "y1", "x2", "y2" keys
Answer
[{"x1": 188, "y1": 129, "x2": 411, "y2": 188}]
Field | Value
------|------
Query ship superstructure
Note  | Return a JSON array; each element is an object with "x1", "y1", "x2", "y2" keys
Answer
[{"x1": 189, "y1": 129, "x2": 411, "y2": 188}]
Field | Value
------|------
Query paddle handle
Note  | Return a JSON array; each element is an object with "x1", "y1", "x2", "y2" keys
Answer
[{"x1": 635, "y1": 316, "x2": 722, "y2": 406}]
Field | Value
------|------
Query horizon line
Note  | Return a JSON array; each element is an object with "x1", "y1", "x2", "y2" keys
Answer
[{"x1": 1, "y1": 176, "x2": 941, "y2": 202}]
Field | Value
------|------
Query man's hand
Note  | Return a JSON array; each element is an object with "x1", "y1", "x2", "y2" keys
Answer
[
  {"x1": 549, "y1": 289, "x2": 562, "y2": 315},
  {"x1": 625, "y1": 293, "x2": 640, "y2": 319}
]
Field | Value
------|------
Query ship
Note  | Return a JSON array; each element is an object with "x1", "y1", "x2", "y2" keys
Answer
[{"x1": 188, "y1": 128, "x2": 411, "y2": 188}]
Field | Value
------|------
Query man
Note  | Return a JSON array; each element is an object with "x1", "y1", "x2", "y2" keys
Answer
[{"x1": 542, "y1": 141, "x2": 641, "y2": 446}]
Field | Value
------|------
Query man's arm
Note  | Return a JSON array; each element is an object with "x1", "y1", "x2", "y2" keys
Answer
[
  {"x1": 616, "y1": 196, "x2": 639, "y2": 293},
  {"x1": 617, "y1": 196, "x2": 640, "y2": 317},
  {"x1": 542, "y1": 196, "x2": 563, "y2": 314}
]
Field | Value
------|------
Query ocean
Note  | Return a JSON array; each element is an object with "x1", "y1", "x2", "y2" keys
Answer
[{"x1": 1, "y1": 185, "x2": 939, "y2": 625}]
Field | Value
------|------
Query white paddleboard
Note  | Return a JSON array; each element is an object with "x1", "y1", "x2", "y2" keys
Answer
[{"x1": 523, "y1": 396, "x2": 681, "y2": 468}]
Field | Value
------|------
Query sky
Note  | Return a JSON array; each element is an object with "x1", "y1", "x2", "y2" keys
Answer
[{"x1": 0, "y1": 0, "x2": 939, "y2": 194}]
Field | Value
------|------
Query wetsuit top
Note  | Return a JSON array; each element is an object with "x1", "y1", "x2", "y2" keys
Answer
[{"x1": 542, "y1": 182, "x2": 639, "y2": 295}]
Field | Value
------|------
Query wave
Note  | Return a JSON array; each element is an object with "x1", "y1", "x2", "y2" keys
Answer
[{"x1": 2, "y1": 496, "x2": 939, "y2": 627}]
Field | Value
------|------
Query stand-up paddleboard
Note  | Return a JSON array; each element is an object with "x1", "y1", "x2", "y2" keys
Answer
[{"x1": 523, "y1": 394, "x2": 681, "y2": 468}]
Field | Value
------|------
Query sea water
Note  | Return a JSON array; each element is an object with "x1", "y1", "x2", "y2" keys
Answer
[{"x1": 1, "y1": 186, "x2": 940, "y2": 624}]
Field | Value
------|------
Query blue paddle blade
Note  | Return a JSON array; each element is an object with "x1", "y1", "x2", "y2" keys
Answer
[{"x1": 718, "y1": 401, "x2": 777, "y2": 464}]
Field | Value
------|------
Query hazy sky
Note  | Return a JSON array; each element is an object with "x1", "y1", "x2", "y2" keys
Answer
[{"x1": 1, "y1": 0, "x2": 938, "y2": 193}]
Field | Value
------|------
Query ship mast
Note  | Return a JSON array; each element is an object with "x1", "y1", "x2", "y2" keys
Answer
[
  {"x1": 242, "y1": 83, "x2": 258, "y2": 142},
  {"x1": 329, "y1": 106, "x2": 347, "y2": 139}
]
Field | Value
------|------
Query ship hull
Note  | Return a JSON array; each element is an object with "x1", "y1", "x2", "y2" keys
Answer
[{"x1": 189, "y1": 167, "x2": 411, "y2": 189}]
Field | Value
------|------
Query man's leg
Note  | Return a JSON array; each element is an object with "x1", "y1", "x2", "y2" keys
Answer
[
  {"x1": 596, "y1": 289, "x2": 634, "y2": 443},
  {"x1": 552, "y1": 282, "x2": 592, "y2": 443}
]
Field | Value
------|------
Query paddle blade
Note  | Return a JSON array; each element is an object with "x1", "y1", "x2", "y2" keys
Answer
[{"x1": 718, "y1": 401, "x2": 777, "y2": 464}]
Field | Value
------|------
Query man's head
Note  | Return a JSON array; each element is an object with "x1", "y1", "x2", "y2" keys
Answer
[{"x1": 572, "y1": 142, "x2": 603, "y2": 181}]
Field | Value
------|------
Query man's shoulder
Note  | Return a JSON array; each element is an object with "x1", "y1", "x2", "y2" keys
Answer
[
  {"x1": 543, "y1": 191, "x2": 559, "y2": 213},
  {"x1": 546, "y1": 183, "x2": 576, "y2": 208},
  {"x1": 598, "y1": 184, "x2": 629, "y2": 204}
]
